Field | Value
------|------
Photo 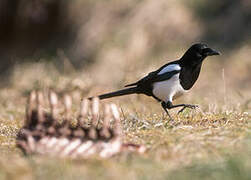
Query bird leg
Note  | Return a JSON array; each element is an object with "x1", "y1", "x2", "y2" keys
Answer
[
  {"x1": 165, "y1": 101, "x2": 198, "y2": 114},
  {"x1": 161, "y1": 101, "x2": 172, "y2": 120},
  {"x1": 161, "y1": 101, "x2": 198, "y2": 120}
]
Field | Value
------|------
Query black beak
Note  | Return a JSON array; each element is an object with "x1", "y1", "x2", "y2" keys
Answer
[{"x1": 203, "y1": 48, "x2": 220, "y2": 56}]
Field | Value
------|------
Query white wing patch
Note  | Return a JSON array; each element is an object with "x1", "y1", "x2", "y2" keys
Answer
[{"x1": 158, "y1": 64, "x2": 181, "y2": 75}]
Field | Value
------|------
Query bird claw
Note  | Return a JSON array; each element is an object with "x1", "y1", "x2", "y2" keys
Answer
[
  {"x1": 187, "y1": 104, "x2": 199, "y2": 109},
  {"x1": 178, "y1": 104, "x2": 199, "y2": 114}
]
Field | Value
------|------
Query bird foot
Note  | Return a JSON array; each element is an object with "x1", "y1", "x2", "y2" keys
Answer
[{"x1": 178, "y1": 104, "x2": 199, "y2": 114}]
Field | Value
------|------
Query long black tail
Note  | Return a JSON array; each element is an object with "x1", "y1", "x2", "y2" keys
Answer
[{"x1": 89, "y1": 87, "x2": 140, "y2": 100}]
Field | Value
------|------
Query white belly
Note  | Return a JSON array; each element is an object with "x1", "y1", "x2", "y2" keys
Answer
[{"x1": 152, "y1": 74, "x2": 186, "y2": 102}]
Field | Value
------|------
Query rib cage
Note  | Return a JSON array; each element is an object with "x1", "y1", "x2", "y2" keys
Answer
[{"x1": 17, "y1": 91, "x2": 146, "y2": 158}]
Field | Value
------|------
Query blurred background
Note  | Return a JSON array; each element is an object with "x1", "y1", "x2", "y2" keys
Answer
[
  {"x1": 0, "y1": 1, "x2": 251, "y2": 178},
  {"x1": 0, "y1": 0, "x2": 250, "y2": 110}
]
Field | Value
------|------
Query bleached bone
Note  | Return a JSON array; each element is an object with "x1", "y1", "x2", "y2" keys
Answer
[
  {"x1": 37, "y1": 91, "x2": 45, "y2": 123},
  {"x1": 78, "y1": 99, "x2": 89, "y2": 126},
  {"x1": 99, "y1": 104, "x2": 111, "y2": 139},
  {"x1": 87, "y1": 97, "x2": 100, "y2": 140},
  {"x1": 91, "y1": 97, "x2": 99, "y2": 127},
  {"x1": 60, "y1": 139, "x2": 82, "y2": 157},
  {"x1": 17, "y1": 91, "x2": 146, "y2": 159},
  {"x1": 99, "y1": 138, "x2": 122, "y2": 158},
  {"x1": 27, "y1": 135, "x2": 36, "y2": 153},
  {"x1": 111, "y1": 104, "x2": 122, "y2": 136},
  {"x1": 49, "y1": 91, "x2": 58, "y2": 119},
  {"x1": 64, "y1": 94, "x2": 72, "y2": 121},
  {"x1": 70, "y1": 141, "x2": 93, "y2": 158},
  {"x1": 49, "y1": 137, "x2": 70, "y2": 155}
]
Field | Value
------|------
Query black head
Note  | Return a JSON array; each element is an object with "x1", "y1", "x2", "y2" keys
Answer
[{"x1": 181, "y1": 43, "x2": 220, "y2": 65}]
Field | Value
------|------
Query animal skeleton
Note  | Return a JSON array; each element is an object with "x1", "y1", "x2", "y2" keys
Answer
[{"x1": 17, "y1": 91, "x2": 145, "y2": 158}]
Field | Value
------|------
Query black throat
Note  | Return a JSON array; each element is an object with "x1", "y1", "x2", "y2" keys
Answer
[{"x1": 179, "y1": 57, "x2": 204, "y2": 90}]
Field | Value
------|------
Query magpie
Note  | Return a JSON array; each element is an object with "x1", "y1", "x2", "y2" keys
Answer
[{"x1": 89, "y1": 43, "x2": 220, "y2": 118}]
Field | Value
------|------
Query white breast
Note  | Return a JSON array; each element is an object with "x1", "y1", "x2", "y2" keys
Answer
[{"x1": 152, "y1": 73, "x2": 186, "y2": 102}]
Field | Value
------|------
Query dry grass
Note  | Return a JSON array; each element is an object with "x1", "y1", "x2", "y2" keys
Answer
[
  {"x1": 0, "y1": 44, "x2": 250, "y2": 180},
  {"x1": 0, "y1": 0, "x2": 250, "y2": 179}
]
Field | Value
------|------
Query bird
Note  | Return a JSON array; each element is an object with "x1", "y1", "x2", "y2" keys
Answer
[{"x1": 89, "y1": 43, "x2": 220, "y2": 118}]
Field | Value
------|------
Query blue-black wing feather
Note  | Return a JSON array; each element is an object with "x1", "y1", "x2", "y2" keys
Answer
[{"x1": 125, "y1": 61, "x2": 180, "y2": 87}]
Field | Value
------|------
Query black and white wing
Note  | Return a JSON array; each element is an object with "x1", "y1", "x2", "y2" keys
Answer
[{"x1": 125, "y1": 62, "x2": 181, "y2": 87}]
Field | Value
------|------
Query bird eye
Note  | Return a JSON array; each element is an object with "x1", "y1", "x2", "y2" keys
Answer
[
  {"x1": 198, "y1": 48, "x2": 204, "y2": 54},
  {"x1": 196, "y1": 52, "x2": 202, "y2": 58}
]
